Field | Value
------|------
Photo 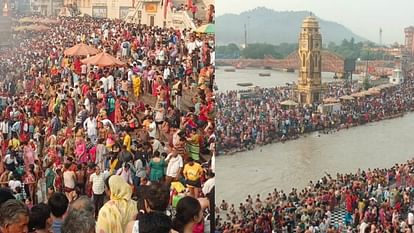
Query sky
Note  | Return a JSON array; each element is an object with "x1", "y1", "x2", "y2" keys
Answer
[{"x1": 217, "y1": 0, "x2": 414, "y2": 45}]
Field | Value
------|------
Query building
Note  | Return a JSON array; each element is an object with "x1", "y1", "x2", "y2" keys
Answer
[
  {"x1": 31, "y1": 0, "x2": 63, "y2": 16},
  {"x1": 296, "y1": 15, "x2": 324, "y2": 105},
  {"x1": 404, "y1": 26, "x2": 414, "y2": 58},
  {"x1": 74, "y1": 0, "x2": 134, "y2": 19},
  {"x1": 0, "y1": 0, "x2": 12, "y2": 47}
]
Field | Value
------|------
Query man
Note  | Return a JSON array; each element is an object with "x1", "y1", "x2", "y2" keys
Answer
[
  {"x1": 183, "y1": 157, "x2": 203, "y2": 197},
  {"x1": 89, "y1": 165, "x2": 106, "y2": 218},
  {"x1": 116, "y1": 163, "x2": 133, "y2": 185},
  {"x1": 83, "y1": 113, "x2": 97, "y2": 143},
  {"x1": 61, "y1": 209, "x2": 95, "y2": 233},
  {"x1": 63, "y1": 163, "x2": 76, "y2": 202},
  {"x1": 172, "y1": 78, "x2": 182, "y2": 110},
  {"x1": 149, "y1": 137, "x2": 163, "y2": 154},
  {"x1": 165, "y1": 150, "x2": 183, "y2": 186},
  {"x1": 48, "y1": 192, "x2": 69, "y2": 233},
  {"x1": 0, "y1": 199, "x2": 30, "y2": 233},
  {"x1": 69, "y1": 195, "x2": 95, "y2": 214}
]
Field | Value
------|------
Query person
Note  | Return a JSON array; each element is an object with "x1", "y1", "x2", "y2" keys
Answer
[
  {"x1": 148, "y1": 151, "x2": 165, "y2": 182},
  {"x1": 125, "y1": 183, "x2": 172, "y2": 233},
  {"x1": 165, "y1": 150, "x2": 183, "y2": 186},
  {"x1": 183, "y1": 158, "x2": 203, "y2": 197},
  {"x1": 0, "y1": 187, "x2": 15, "y2": 205},
  {"x1": 48, "y1": 192, "x2": 69, "y2": 233},
  {"x1": 172, "y1": 196, "x2": 203, "y2": 233},
  {"x1": 28, "y1": 203, "x2": 52, "y2": 233},
  {"x1": 68, "y1": 195, "x2": 95, "y2": 214},
  {"x1": 63, "y1": 163, "x2": 76, "y2": 202},
  {"x1": 61, "y1": 209, "x2": 95, "y2": 233},
  {"x1": 89, "y1": 165, "x2": 106, "y2": 218},
  {"x1": 0, "y1": 199, "x2": 30, "y2": 233},
  {"x1": 96, "y1": 175, "x2": 138, "y2": 233}
]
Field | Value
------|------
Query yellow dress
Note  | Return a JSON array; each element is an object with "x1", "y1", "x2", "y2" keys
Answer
[
  {"x1": 96, "y1": 175, "x2": 137, "y2": 233},
  {"x1": 132, "y1": 75, "x2": 141, "y2": 97}
]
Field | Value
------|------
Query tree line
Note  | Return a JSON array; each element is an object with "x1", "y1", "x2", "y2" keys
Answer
[{"x1": 216, "y1": 38, "x2": 396, "y2": 60}]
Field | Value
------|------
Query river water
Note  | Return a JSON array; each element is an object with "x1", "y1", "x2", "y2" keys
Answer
[
  {"x1": 215, "y1": 66, "x2": 336, "y2": 91},
  {"x1": 215, "y1": 67, "x2": 414, "y2": 205}
]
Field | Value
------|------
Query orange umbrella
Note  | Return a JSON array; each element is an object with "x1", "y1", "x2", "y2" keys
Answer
[
  {"x1": 81, "y1": 52, "x2": 125, "y2": 67},
  {"x1": 64, "y1": 43, "x2": 99, "y2": 56}
]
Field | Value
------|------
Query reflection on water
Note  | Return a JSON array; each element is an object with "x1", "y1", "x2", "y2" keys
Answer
[
  {"x1": 216, "y1": 113, "x2": 414, "y2": 205},
  {"x1": 216, "y1": 66, "x2": 335, "y2": 92}
]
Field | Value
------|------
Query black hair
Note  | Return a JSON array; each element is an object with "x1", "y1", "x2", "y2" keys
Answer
[
  {"x1": 29, "y1": 203, "x2": 51, "y2": 231},
  {"x1": 139, "y1": 212, "x2": 172, "y2": 233},
  {"x1": 172, "y1": 196, "x2": 201, "y2": 233},
  {"x1": 48, "y1": 192, "x2": 69, "y2": 218},
  {"x1": 0, "y1": 187, "x2": 15, "y2": 206},
  {"x1": 143, "y1": 183, "x2": 170, "y2": 212}
]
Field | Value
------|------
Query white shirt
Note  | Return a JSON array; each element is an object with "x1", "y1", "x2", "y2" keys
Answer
[
  {"x1": 90, "y1": 172, "x2": 105, "y2": 195},
  {"x1": 8, "y1": 180, "x2": 21, "y2": 193},
  {"x1": 166, "y1": 154, "x2": 183, "y2": 177},
  {"x1": 202, "y1": 177, "x2": 214, "y2": 195},
  {"x1": 63, "y1": 170, "x2": 76, "y2": 189},
  {"x1": 100, "y1": 76, "x2": 108, "y2": 92},
  {"x1": 83, "y1": 117, "x2": 97, "y2": 136},
  {"x1": 148, "y1": 121, "x2": 157, "y2": 138},
  {"x1": 409, "y1": 212, "x2": 414, "y2": 225},
  {"x1": 107, "y1": 75, "x2": 115, "y2": 91}
]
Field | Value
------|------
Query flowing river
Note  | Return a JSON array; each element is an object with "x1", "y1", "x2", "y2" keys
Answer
[{"x1": 215, "y1": 67, "x2": 414, "y2": 205}]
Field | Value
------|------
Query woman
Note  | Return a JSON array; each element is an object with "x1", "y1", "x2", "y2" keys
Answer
[
  {"x1": 96, "y1": 175, "x2": 138, "y2": 233},
  {"x1": 75, "y1": 133, "x2": 87, "y2": 163},
  {"x1": 148, "y1": 151, "x2": 165, "y2": 182},
  {"x1": 172, "y1": 196, "x2": 203, "y2": 233}
]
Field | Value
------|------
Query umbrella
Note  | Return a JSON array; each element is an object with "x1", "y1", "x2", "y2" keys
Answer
[
  {"x1": 29, "y1": 24, "x2": 50, "y2": 32},
  {"x1": 280, "y1": 100, "x2": 298, "y2": 106},
  {"x1": 64, "y1": 43, "x2": 99, "y2": 56},
  {"x1": 323, "y1": 97, "x2": 339, "y2": 103},
  {"x1": 81, "y1": 52, "x2": 125, "y2": 67},
  {"x1": 195, "y1": 23, "x2": 214, "y2": 34},
  {"x1": 351, "y1": 92, "x2": 368, "y2": 98},
  {"x1": 18, "y1": 17, "x2": 35, "y2": 23},
  {"x1": 339, "y1": 95, "x2": 355, "y2": 101}
]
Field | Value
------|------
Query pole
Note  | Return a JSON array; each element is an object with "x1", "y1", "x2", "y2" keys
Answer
[{"x1": 244, "y1": 23, "x2": 247, "y2": 48}]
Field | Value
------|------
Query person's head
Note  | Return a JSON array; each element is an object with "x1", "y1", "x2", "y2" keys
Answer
[
  {"x1": 0, "y1": 188, "x2": 15, "y2": 206},
  {"x1": 108, "y1": 175, "x2": 132, "y2": 201},
  {"x1": 28, "y1": 203, "x2": 51, "y2": 232},
  {"x1": 143, "y1": 183, "x2": 170, "y2": 213},
  {"x1": 95, "y1": 165, "x2": 100, "y2": 175},
  {"x1": 61, "y1": 209, "x2": 95, "y2": 233},
  {"x1": 48, "y1": 192, "x2": 69, "y2": 218},
  {"x1": 68, "y1": 196, "x2": 94, "y2": 214},
  {"x1": 0, "y1": 199, "x2": 30, "y2": 233},
  {"x1": 172, "y1": 196, "x2": 202, "y2": 233},
  {"x1": 187, "y1": 157, "x2": 194, "y2": 165},
  {"x1": 139, "y1": 212, "x2": 172, "y2": 233}
]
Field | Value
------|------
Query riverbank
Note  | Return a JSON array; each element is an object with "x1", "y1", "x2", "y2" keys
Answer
[
  {"x1": 216, "y1": 111, "x2": 414, "y2": 206},
  {"x1": 216, "y1": 156, "x2": 414, "y2": 232},
  {"x1": 219, "y1": 111, "x2": 406, "y2": 156}
]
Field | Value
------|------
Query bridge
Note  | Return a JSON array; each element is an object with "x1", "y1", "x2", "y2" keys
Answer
[{"x1": 217, "y1": 50, "x2": 395, "y2": 76}]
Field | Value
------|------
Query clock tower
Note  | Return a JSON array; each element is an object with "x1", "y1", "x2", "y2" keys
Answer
[{"x1": 297, "y1": 15, "x2": 323, "y2": 104}]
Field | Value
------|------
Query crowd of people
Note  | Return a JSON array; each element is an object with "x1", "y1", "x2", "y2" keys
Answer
[
  {"x1": 216, "y1": 159, "x2": 414, "y2": 233},
  {"x1": 216, "y1": 71, "x2": 414, "y2": 155},
  {"x1": 0, "y1": 9, "x2": 215, "y2": 233}
]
